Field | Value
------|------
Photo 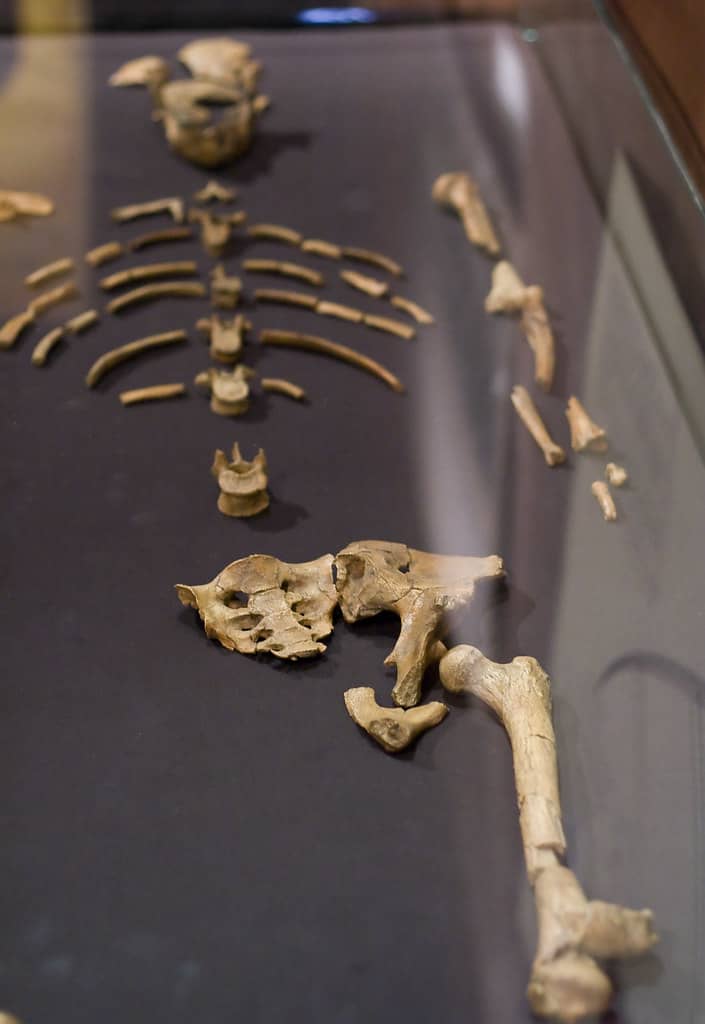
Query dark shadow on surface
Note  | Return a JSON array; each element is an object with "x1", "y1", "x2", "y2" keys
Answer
[
  {"x1": 596, "y1": 651, "x2": 705, "y2": 705},
  {"x1": 224, "y1": 130, "x2": 313, "y2": 184},
  {"x1": 247, "y1": 495, "x2": 308, "y2": 532}
]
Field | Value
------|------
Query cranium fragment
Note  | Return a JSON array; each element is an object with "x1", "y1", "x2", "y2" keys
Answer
[
  {"x1": 175, "y1": 552, "x2": 337, "y2": 660},
  {"x1": 159, "y1": 80, "x2": 256, "y2": 169},
  {"x1": 211, "y1": 442, "x2": 269, "y2": 518},
  {"x1": 178, "y1": 38, "x2": 261, "y2": 91},
  {"x1": 334, "y1": 541, "x2": 504, "y2": 708}
]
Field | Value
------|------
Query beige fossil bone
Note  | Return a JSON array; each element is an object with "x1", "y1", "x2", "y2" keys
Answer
[
  {"x1": 363, "y1": 313, "x2": 415, "y2": 341},
  {"x1": 342, "y1": 246, "x2": 403, "y2": 278},
  {"x1": 0, "y1": 1011, "x2": 22, "y2": 1024},
  {"x1": 565, "y1": 396, "x2": 608, "y2": 453},
  {"x1": 128, "y1": 226, "x2": 194, "y2": 251},
  {"x1": 316, "y1": 300, "x2": 363, "y2": 324},
  {"x1": 177, "y1": 37, "x2": 260, "y2": 89},
  {"x1": 29, "y1": 281, "x2": 78, "y2": 318},
  {"x1": 85, "y1": 330, "x2": 186, "y2": 388},
  {"x1": 85, "y1": 241, "x2": 124, "y2": 267},
  {"x1": 438, "y1": 645, "x2": 656, "y2": 1021},
  {"x1": 0, "y1": 309, "x2": 35, "y2": 350},
  {"x1": 119, "y1": 383, "x2": 186, "y2": 406},
  {"x1": 390, "y1": 295, "x2": 435, "y2": 325},
  {"x1": 31, "y1": 326, "x2": 64, "y2": 367},
  {"x1": 210, "y1": 264, "x2": 242, "y2": 309},
  {"x1": 195, "y1": 364, "x2": 255, "y2": 416},
  {"x1": 175, "y1": 552, "x2": 337, "y2": 660},
  {"x1": 243, "y1": 258, "x2": 323, "y2": 288},
  {"x1": 605, "y1": 462, "x2": 628, "y2": 487},
  {"x1": 189, "y1": 207, "x2": 246, "y2": 257},
  {"x1": 259, "y1": 329, "x2": 404, "y2": 394},
  {"x1": 0, "y1": 189, "x2": 54, "y2": 221},
  {"x1": 591, "y1": 480, "x2": 617, "y2": 522},
  {"x1": 344, "y1": 687, "x2": 448, "y2": 754},
  {"x1": 100, "y1": 261, "x2": 198, "y2": 291},
  {"x1": 196, "y1": 313, "x2": 250, "y2": 363},
  {"x1": 485, "y1": 259, "x2": 528, "y2": 314},
  {"x1": 300, "y1": 238, "x2": 342, "y2": 260},
  {"x1": 211, "y1": 442, "x2": 269, "y2": 517},
  {"x1": 261, "y1": 377, "x2": 306, "y2": 401},
  {"x1": 334, "y1": 541, "x2": 504, "y2": 708},
  {"x1": 111, "y1": 197, "x2": 185, "y2": 225},
  {"x1": 108, "y1": 55, "x2": 170, "y2": 92},
  {"x1": 24, "y1": 257, "x2": 74, "y2": 288},
  {"x1": 106, "y1": 280, "x2": 205, "y2": 314},
  {"x1": 432, "y1": 171, "x2": 500, "y2": 256},
  {"x1": 65, "y1": 309, "x2": 99, "y2": 334},
  {"x1": 340, "y1": 269, "x2": 389, "y2": 299},
  {"x1": 194, "y1": 180, "x2": 238, "y2": 203},
  {"x1": 486, "y1": 263, "x2": 555, "y2": 391},
  {"x1": 247, "y1": 223, "x2": 303, "y2": 246},
  {"x1": 255, "y1": 288, "x2": 318, "y2": 310},
  {"x1": 511, "y1": 386, "x2": 566, "y2": 467}
]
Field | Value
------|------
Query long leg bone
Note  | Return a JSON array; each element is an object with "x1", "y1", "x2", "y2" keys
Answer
[
  {"x1": 511, "y1": 386, "x2": 566, "y2": 467},
  {"x1": 438, "y1": 645, "x2": 656, "y2": 1022},
  {"x1": 432, "y1": 172, "x2": 500, "y2": 256},
  {"x1": 344, "y1": 687, "x2": 448, "y2": 754}
]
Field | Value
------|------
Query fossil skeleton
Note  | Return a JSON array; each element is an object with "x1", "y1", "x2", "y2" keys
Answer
[
  {"x1": 342, "y1": 246, "x2": 403, "y2": 277},
  {"x1": 196, "y1": 313, "x2": 251, "y2": 364},
  {"x1": 24, "y1": 257, "x2": 74, "y2": 288},
  {"x1": 300, "y1": 238, "x2": 343, "y2": 260},
  {"x1": 432, "y1": 171, "x2": 500, "y2": 256},
  {"x1": 85, "y1": 330, "x2": 186, "y2": 388},
  {"x1": 211, "y1": 442, "x2": 270, "y2": 517},
  {"x1": 363, "y1": 313, "x2": 415, "y2": 341},
  {"x1": 119, "y1": 383, "x2": 186, "y2": 406},
  {"x1": 344, "y1": 687, "x2": 448, "y2": 754},
  {"x1": 511, "y1": 386, "x2": 566, "y2": 467},
  {"x1": 565, "y1": 397, "x2": 608, "y2": 453},
  {"x1": 591, "y1": 480, "x2": 617, "y2": 522},
  {"x1": 486, "y1": 262, "x2": 555, "y2": 391},
  {"x1": 316, "y1": 300, "x2": 363, "y2": 323},
  {"x1": 29, "y1": 282, "x2": 78, "y2": 318},
  {"x1": 0, "y1": 310, "x2": 35, "y2": 350},
  {"x1": 195, "y1": 364, "x2": 255, "y2": 416},
  {"x1": 259, "y1": 329, "x2": 404, "y2": 393}
]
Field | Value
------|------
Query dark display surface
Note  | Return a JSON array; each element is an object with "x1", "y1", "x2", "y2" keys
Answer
[{"x1": 1, "y1": 23, "x2": 704, "y2": 1024}]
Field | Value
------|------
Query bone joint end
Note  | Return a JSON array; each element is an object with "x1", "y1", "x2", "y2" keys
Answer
[{"x1": 344, "y1": 687, "x2": 448, "y2": 754}]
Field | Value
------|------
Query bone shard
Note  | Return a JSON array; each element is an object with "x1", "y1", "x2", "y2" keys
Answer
[
  {"x1": 29, "y1": 281, "x2": 78, "y2": 318},
  {"x1": 85, "y1": 241, "x2": 124, "y2": 267},
  {"x1": 565, "y1": 397, "x2": 608, "y2": 453},
  {"x1": 197, "y1": 313, "x2": 250, "y2": 363},
  {"x1": 591, "y1": 481, "x2": 617, "y2": 522},
  {"x1": 247, "y1": 223, "x2": 303, "y2": 246},
  {"x1": 106, "y1": 280, "x2": 205, "y2": 314},
  {"x1": 0, "y1": 310, "x2": 35, "y2": 350},
  {"x1": 85, "y1": 330, "x2": 187, "y2": 388},
  {"x1": 363, "y1": 313, "x2": 415, "y2": 341},
  {"x1": 0, "y1": 189, "x2": 53, "y2": 221},
  {"x1": 175, "y1": 552, "x2": 337, "y2": 659},
  {"x1": 243, "y1": 258, "x2": 323, "y2": 288},
  {"x1": 390, "y1": 294, "x2": 434, "y2": 325},
  {"x1": 316, "y1": 300, "x2": 363, "y2": 323},
  {"x1": 432, "y1": 171, "x2": 500, "y2": 256},
  {"x1": 438, "y1": 645, "x2": 656, "y2": 1022},
  {"x1": 195, "y1": 364, "x2": 255, "y2": 416},
  {"x1": 342, "y1": 246, "x2": 403, "y2": 278},
  {"x1": 189, "y1": 207, "x2": 246, "y2": 257},
  {"x1": 111, "y1": 197, "x2": 185, "y2": 224},
  {"x1": 100, "y1": 261, "x2": 198, "y2": 291},
  {"x1": 109, "y1": 55, "x2": 170, "y2": 90},
  {"x1": 259, "y1": 329, "x2": 404, "y2": 394},
  {"x1": 340, "y1": 269, "x2": 389, "y2": 298},
  {"x1": 128, "y1": 226, "x2": 194, "y2": 251},
  {"x1": 261, "y1": 377, "x2": 306, "y2": 401},
  {"x1": 344, "y1": 687, "x2": 448, "y2": 754},
  {"x1": 300, "y1": 238, "x2": 343, "y2": 260},
  {"x1": 210, "y1": 264, "x2": 242, "y2": 308},
  {"x1": 334, "y1": 542, "x2": 504, "y2": 708},
  {"x1": 194, "y1": 180, "x2": 237, "y2": 203},
  {"x1": 65, "y1": 309, "x2": 99, "y2": 334},
  {"x1": 31, "y1": 326, "x2": 64, "y2": 367},
  {"x1": 24, "y1": 257, "x2": 74, "y2": 288},
  {"x1": 511, "y1": 386, "x2": 566, "y2": 467},
  {"x1": 485, "y1": 260, "x2": 528, "y2": 314},
  {"x1": 255, "y1": 288, "x2": 318, "y2": 310},
  {"x1": 119, "y1": 383, "x2": 186, "y2": 406},
  {"x1": 605, "y1": 462, "x2": 628, "y2": 487},
  {"x1": 177, "y1": 38, "x2": 259, "y2": 89},
  {"x1": 211, "y1": 442, "x2": 269, "y2": 517}
]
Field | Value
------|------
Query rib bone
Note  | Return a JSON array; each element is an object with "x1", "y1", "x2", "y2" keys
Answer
[
  {"x1": 390, "y1": 295, "x2": 434, "y2": 325},
  {"x1": 363, "y1": 313, "x2": 415, "y2": 341},
  {"x1": 119, "y1": 383, "x2": 186, "y2": 406},
  {"x1": 85, "y1": 330, "x2": 186, "y2": 387},
  {"x1": 591, "y1": 481, "x2": 617, "y2": 522},
  {"x1": 511, "y1": 386, "x2": 566, "y2": 467},
  {"x1": 128, "y1": 227, "x2": 194, "y2": 251},
  {"x1": 432, "y1": 172, "x2": 500, "y2": 255},
  {"x1": 106, "y1": 280, "x2": 205, "y2": 314},
  {"x1": 29, "y1": 282, "x2": 78, "y2": 318},
  {"x1": 342, "y1": 246, "x2": 403, "y2": 277},
  {"x1": 300, "y1": 238, "x2": 342, "y2": 260},
  {"x1": 0, "y1": 310, "x2": 35, "y2": 350},
  {"x1": 255, "y1": 288, "x2": 317, "y2": 310},
  {"x1": 344, "y1": 687, "x2": 448, "y2": 754},
  {"x1": 261, "y1": 377, "x2": 306, "y2": 401},
  {"x1": 0, "y1": 189, "x2": 53, "y2": 221},
  {"x1": 247, "y1": 223, "x2": 303, "y2": 246},
  {"x1": 65, "y1": 309, "x2": 99, "y2": 334},
  {"x1": 100, "y1": 261, "x2": 198, "y2": 291},
  {"x1": 24, "y1": 257, "x2": 74, "y2": 288},
  {"x1": 566, "y1": 397, "x2": 608, "y2": 453},
  {"x1": 259, "y1": 329, "x2": 404, "y2": 393},
  {"x1": 85, "y1": 241, "x2": 124, "y2": 267},
  {"x1": 111, "y1": 197, "x2": 185, "y2": 224}
]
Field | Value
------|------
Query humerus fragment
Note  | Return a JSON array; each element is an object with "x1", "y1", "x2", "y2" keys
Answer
[
  {"x1": 390, "y1": 294, "x2": 434, "y2": 325},
  {"x1": 211, "y1": 442, "x2": 269, "y2": 517},
  {"x1": 106, "y1": 280, "x2": 205, "y2": 314},
  {"x1": 565, "y1": 396, "x2": 608, "y2": 453},
  {"x1": 363, "y1": 313, "x2": 415, "y2": 340},
  {"x1": 511, "y1": 386, "x2": 566, "y2": 467},
  {"x1": 591, "y1": 480, "x2": 617, "y2": 522},
  {"x1": 247, "y1": 223, "x2": 303, "y2": 246},
  {"x1": 85, "y1": 329, "x2": 187, "y2": 387},
  {"x1": 340, "y1": 268, "x2": 389, "y2": 299},
  {"x1": 432, "y1": 171, "x2": 500, "y2": 255},
  {"x1": 24, "y1": 257, "x2": 74, "y2": 288},
  {"x1": 344, "y1": 687, "x2": 448, "y2": 753},
  {"x1": 119, "y1": 383, "x2": 186, "y2": 406},
  {"x1": 29, "y1": 281, "x2": 78, "y2": 318},
  {"x1": 259, "y1": 329, "x2": 404, "y2": 393}
]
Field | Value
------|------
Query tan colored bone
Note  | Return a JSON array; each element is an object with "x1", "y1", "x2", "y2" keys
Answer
[
  {"x1": 195, "y1": 364, "x2": 255, "y2": 416},
  {"x1": 432, "y1": 171, "x2": 500, "y2": 256},
  {"x1": 261, "y1": 377, "x2": 306, "y2": 401},
  {"x1": 100, "y1": 261, "x2": 198, "y2": 291},
  {"x1": 247, "y1": 223, "x2": 303, "y2": 246},
  {"x1": 29, "y1": 282, "x2": 78, "y2": 318},
  {"x1": 194, "y1": 180, "x2": 238, "y2": 203},
  {"x1": 31, "y1": 326, "x2": 64, "y2": 367},
  {"x1": 342, "y1": 246, "x2": 403, "y2": 277},
  {"x1": 128, "y1": 227, "x2": 194, "y2": 251},
  {"x1": 189, "y1": 208, "x2": 246, "y2": 257},
  {"x1": 158, "y1": 80, "x2": 258, "y2": 169},
  {"x1": 438, "y1": 645, "x2": 656, "y2": 1022},
  {"x1": 334, "y1": 541, "x2": 504, "y2": 708},
  {"x1": 0, "y1": 309, "x2": 35, "y2": 350},
  {"x1": 363, "y1": 313, "x2": 415, "y2": 340},
  {"x1": 605, "y1": 462, "x2": 628, "y2": 487},
  {"x1": 176, "y1": 552, "x2": 337, "y2": 660},
  {"x1": 390, "y1": 295, "x2": 434, "y2": 325},
  {"x1": 25, "y1": 257, "x2": 74, "y2": 288},
  {"x1": 211, "y1": 442, "x2": 269, "y2": 517},
  {"x1": 316, "y1": 300, "x2": 363, "y2": 323},
  {"x1": 566, "y1": 397, "x2": 608, "y2": 453},
  {"x1": 177, "y1": 38, "x2": 259, "y2": 89},
  {"x1": 591, "y1": 481, "x2": 617, "y2": 522},
  {"x1": 119, "y1": 383, "x2": 186, "y2": 406},
  {"x1": 108, "y1": 55, "x2": 170, "y2": 90},
  {"x1": 486, "y1": 264, "x2": 555, "y2": 391},
  {"x1": 0, "y1": 189, "x2": 53, "y2": 221},
  {"x1": 300, "y1": 238, "x2": 342, "y2": 260},
  {"x1": 243, "y1": 258, "x2": 323, "y2": 287},
  {"x1": 65, "y1": 309, "x2": 99, "y2": 334},
  {"x1": 255, "y1": 288, "x2": 318, "y2": 310},
  {"x1": 85, "y1": 241, "x2": 124, "y2": 267},
  {"x1": 106, "y1": 280, "x2": 205, "y2": 314},
  {"x1": 85, "y1": 330, "x2": 187, "y2": 388},
  {"x1": 111, "y1": 197, "x2": 185, "y2": 224},
  {"x1": 344, "y1": 687, "x2": 448, "y2": 754},
  {"x1": 210, "y1": 264, "x2": 242, "y2": 309},
  {"x1": 511, "y1": 386, "x2": 566, "y2": 467},
  {"x1": 340, "y1": 269, "x2": 389, "y2": 299},
  {"x1": 259, "y1": 329, "x2": 404, "y2": 394},
  {"x1": 485, "y1": 260, "x2": 528, "y2": 314},
  {"x1": 196, "y1": 313, "x2": 250, "y2": 363}
]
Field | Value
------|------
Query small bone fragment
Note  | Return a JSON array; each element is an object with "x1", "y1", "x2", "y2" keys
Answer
[
  {"x1": 591, "y1": 481, "x2": 617, "y2": 522},
  {"x1": 247, "y1": 223, "x2": 303, "y2": 246},
  {"x1": 194, "y1": 180, "x2": 237, "y2": 203},
  {"x1": 565, "y1": 396, "x2": 608, "y2": 453},
  {"x1": 301, "y1": 238, "x2": 343, "y2": 260},
  {"x1": 108, "y1": 55, "x2": 170, "y2": 90},
  {"x1": 189, "y1": 208, "x2": 246, "y2": 257},
  {"x1": 316, "y1": 300, "x2": 363, "y2": 323},
  {"x1": 85, "y1": 241, "x2": 124, "y2": 267},
  {"x1": 31, "y1": 326, "x2": 64, "y2": 366},
  {"x1": 438, "y1": 645, "x2": 656, "y2": 1021},
  {"x1": 242, "y1": 258, "x2": 323, "y2": 287},
  {"x1": 111, "y1": 197, "x2": 185, "y2": 225},
  {"x1": 605, "y1": 462, "x2": 628, "y2": 487},
  {"x1": 28, "y1": 281, "x2": 78, "y2": 318},
  {"x1": 260, "y1": 329, "x2": 404, "y2": 393},
  {"x1": 485, "y1": 260, "x2": 528, "y2": 314},
  {"x1": 195, "y1": 364, "x2": 255, "y2": 416},
  {"x1": 0, "y1": 189, "x2": 53, "y2": 221},
  {"x1": 210, "y1": 264, "x2": 242, "y2": 309},
  {"x1": 522, "y1": 286, "x2": 555, "y2": 392},
  {"x1": 212, "y1": 442, "x2": 269, "y2": 517},
  {"x1": 25, "y1": 257, "x2": 74, "y2": 288},
  {"x1": 255, "y1": 288, "x2": 318, "y2": 310},
  {"x1": 119, "y1": 383, "x2": 186, "y2": 406},
  {"x1": 176, "y1": 553, "x2": 338, "y2": 660},
  {"x1": 128, "y1": 226, "x2": 194, "y2": 251},
  {"x1": 344, "y1": 687, "x2": 448, "y2": 754},
  {"x1": 100, "y1": 261, "x2": 198, "y2": 291},
  {"x1": 342, "y1": 246, "x2": 403, "y2": 277},
  {"x1": 65, "y1": 309, "x2": 99, "y2": 334},
  {"x1": 432, "y1": 171, "x2": 500, "y2": 256},
  {"x1": 390, "y1": 295, "x2": 434, "y2": 325},
  {"x1": 511, "y1": 386, "x2": 566, "y2": 467},
  {"x1": 363, "y1": 313, "x2": 415, "y2": 341},
  {"x1": 196, "y1": 313, "x2": 250, "y2": 363},
  {"x1": 340, "y1": 269, "x2": 389, "y2": 298},
  {"x1": 0, "y1": 309, "x2": 35, "y2": 350},
  {"x1": 85, "y1": 330, "x2": 186, "y2": 388},
  {"x1": 106, "y1": 280, "x2": 205, "y2": 314},
  {"x1": 261, "y1": 377, "x2": 306, "y2": 401}
]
